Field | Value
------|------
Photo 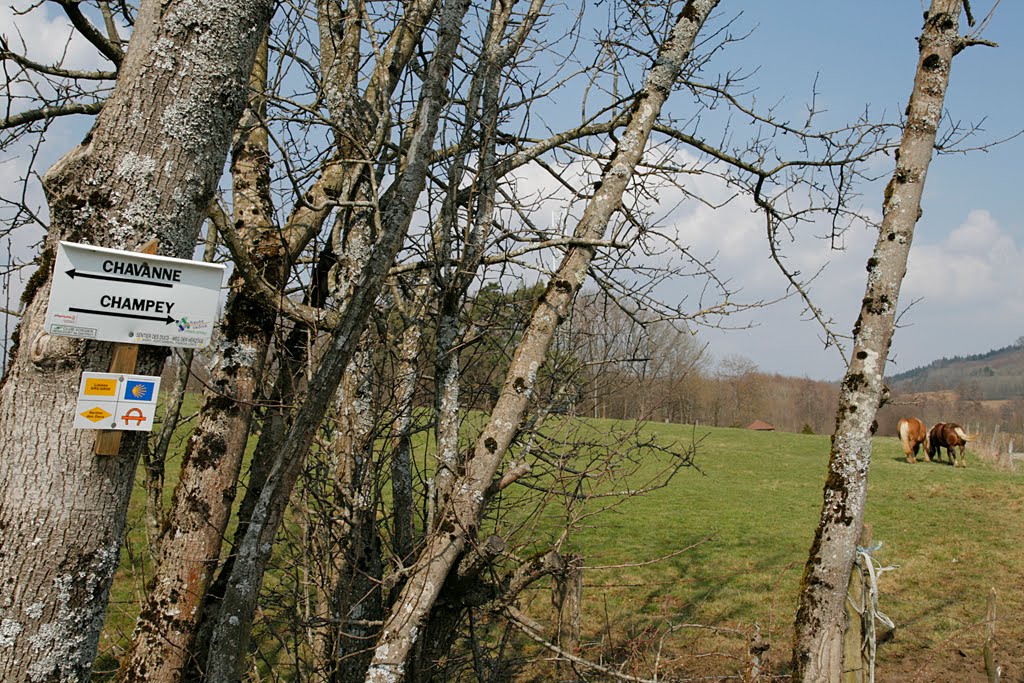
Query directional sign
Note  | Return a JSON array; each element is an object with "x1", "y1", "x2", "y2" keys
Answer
[
  {"x1": 45, "y1": 241, "x2": 225, "y2": 348},
  {"x1": 74, "y1": 371, "x2": 162, "y2": 432}
]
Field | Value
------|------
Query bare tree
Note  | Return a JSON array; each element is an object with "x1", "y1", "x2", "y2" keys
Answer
[
  {"x1": 0, "y1": 1, "x2": 920, "y2": 681},
  {"x1": 116, "y1": 31, "x2": 279, "y2": 683},
  {"x1": 0, "y1": 1, "x2": 273, "y2": 681},
  {"x1": 791, "y1": 1, "x2": 995, "y2": 678},
  {"x1": 202, "y1": 0, "x2": 477, "y2": 678},
  {"x1": 364, "y1": 3, "x2": 722, "y2": 680}
]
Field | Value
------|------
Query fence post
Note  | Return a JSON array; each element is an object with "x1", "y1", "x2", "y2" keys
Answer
[
  {"x1": 554, "y1": 553, "x2": 583, "y2": 676},
  {"x1": 746, "y1": 624, "x2": 768, "y2": 682},
  {"x1": 843, "y1": 524, "x2": 872, "y2": 683},
  {"x1": 984, "y1": 588, "x2": 999, "y2": 682}
]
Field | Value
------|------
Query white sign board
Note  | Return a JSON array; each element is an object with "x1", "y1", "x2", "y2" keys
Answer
[
  {"x1": 74, "y1": 372, "x2": 162, "y2": 432},
  {"x1": 45, "y1": 241, "x2": 225, "y2": 348}
]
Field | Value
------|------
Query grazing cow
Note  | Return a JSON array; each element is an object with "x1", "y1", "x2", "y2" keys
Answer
[
  {"x1": 897, "y1": 417, "x2": 930, "y2": 464},
  {"x1": 928, "y1": 422, "x2": 975, "y2": 468}
]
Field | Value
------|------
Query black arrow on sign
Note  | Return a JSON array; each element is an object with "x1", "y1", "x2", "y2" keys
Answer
[
  {"x1": 69, "y1": 307, "x2": 175, "y2": 324},
  {"x1": 65, "y1": 269, "x2": 174, "y2": 288}
]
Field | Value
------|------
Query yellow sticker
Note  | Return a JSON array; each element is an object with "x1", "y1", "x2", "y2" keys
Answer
[
  {"x1": 80, "y1": 406, "x2": 113, "y2": 422},
  {"x1": 84, "y1": 378, "x2": 118, "y2": 396}
]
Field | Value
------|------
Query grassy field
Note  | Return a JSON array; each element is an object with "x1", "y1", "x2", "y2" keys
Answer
[
  {"x1": 534, "y1": 421, "x2": 1024, "y2": 681},
  {"x1": 98, "y1": 412, "x2": 1024, "y2": 681}
]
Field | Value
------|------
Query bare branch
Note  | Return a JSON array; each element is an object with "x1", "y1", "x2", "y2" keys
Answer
[
  {"x1": 53, "y1": 0, "x2": 125, "y2": 66},
  {"x1": 1, "y1": 100, "x2": 104, "y2": 129},
  {"x1": 505, "y1": 607, "x2": 688, "y2": 683},
  {"x1": 209, "y1": 200, "x2": 340, "y2": 330},
  {"x1": 0, "y1": 40, "x2": 117, "y2": 80}
]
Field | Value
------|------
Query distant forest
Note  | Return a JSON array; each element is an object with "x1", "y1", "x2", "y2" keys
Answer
[{"x1": 889, "y1": 337, "x2": 1024, "y2": 400}]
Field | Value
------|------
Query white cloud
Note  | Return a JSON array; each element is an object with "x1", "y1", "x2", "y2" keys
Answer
[
  {"x1": 882, "y1": 209, "x2": 1024, "y2": 373},
  {"x1": 903, "y1": 210, "x2": 1024, "y2": 308},
  {"x1": 493, "y1": 146, "x2": 1024, "y2": 380},
  {"x1": 502, "y1": 147, "x2": 885, "y2": 375}
]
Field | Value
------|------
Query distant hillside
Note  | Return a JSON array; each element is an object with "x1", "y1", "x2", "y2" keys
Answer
[{"x1": 890, "y1": 339, "x2": 1024, "y2": 400}]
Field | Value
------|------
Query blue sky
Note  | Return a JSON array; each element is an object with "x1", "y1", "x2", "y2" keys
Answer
[
  {"x1": 2, "y1": 1, "x2": 1021, "y2": 381},
  {"x1": 673, "y1": 1, "x2": 1024, "y2": 379}
]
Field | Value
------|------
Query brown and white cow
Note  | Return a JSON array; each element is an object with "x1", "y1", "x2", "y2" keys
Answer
[{"x1": 897, "y1": 417, "x2": 930, "y2": 464}]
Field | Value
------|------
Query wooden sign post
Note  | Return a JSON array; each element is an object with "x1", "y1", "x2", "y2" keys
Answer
[
  {"x1": 94, "y1": 239, "x2": 157, "y2": 456},
  {"x1": 45, "y1": 237, "x2": 224, "y2": 455}
]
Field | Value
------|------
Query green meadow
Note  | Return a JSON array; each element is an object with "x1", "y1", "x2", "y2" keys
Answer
[
  {"x1": 99, "y1": 411, "x2": 1024, "y2": 680},
  {"x1": 525, "y1": 421, "x2": 1024, "y2": 680}
]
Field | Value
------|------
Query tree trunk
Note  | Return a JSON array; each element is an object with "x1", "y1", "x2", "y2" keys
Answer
[
  {"x1": 426, "y1": 0, "x2": 518, "y2": 523},
  {"x1": 410, "y1": 3, "x2": 540, "y2": 674},
  {"x1": 117, "y1": 34, "x2": 279, "y2": 683},
  {"x1": 131, "y1": 0, "x2": 445, "y2": 673},
  {"x1": 389, "y1": 295, "x2": 428, "y2": 565},
  {"x1": 142, "y1": 349, "x2": 189, "y2": 556},
  {"x1": 186, "y1": 247, "x2": 337, "y2": 680},
  {"x1": 189, "y1": 9, "x2": 438, "y2": 656},
  {"x1": 313, "y1": 99, "x2": 385, "y2": 678},
  {"x1": 365, "y1": 3, "x2": 719, "y2": 680},
  {"x1": 203, "y1": 1, "x2": 473, "y2": 678},
  {"x1": 0, "y1": 1, "x2": 272, "y2": 680},
  {"x1": 429, "y1": 307, "x2": 462, "y2": 530},
  {"x1": 140, "y1": 230, "x2": 218, "y2": 559},
  {"x1": 314, "y1": 343, "x2": 383, "y2": 683},
  {"x1": 792, "y1": 2, "x2": 966, "y2": 679}
]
